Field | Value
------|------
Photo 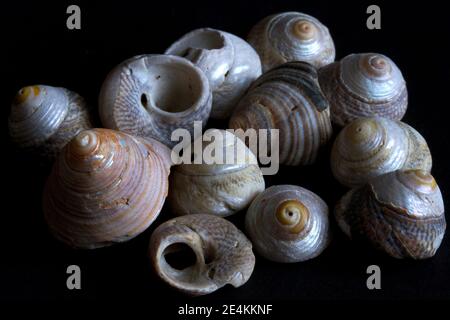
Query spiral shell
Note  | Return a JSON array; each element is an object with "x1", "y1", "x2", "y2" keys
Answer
[
  {"x1": 8, "y1": 85, "x2": 92, "y2": 159},
  {"x1": 246, "y1": 185, "x2": 330, "y2": 263},
  {"x1": 149, "y1": 214, "x2": 255, "y2": 296},
  {"x1": 331, "y1": 117, "x2": 432, "y2": 187},
  {"x1": 44, "y1": 128, "x2": 172, "y2": 249},
  {"x1": 319, "y1": 53, "x2": 408, "y2": 126},
  {"x1": 99, "y1": 54, "x2": 212, "y2": 148},
  {"x1": 248, "y1": 12, "x2": 335, "y2": 72},
  {"x1": 335, "y1": 170, "x2": 446, "y2": 259},
  {"x1": 166, "y1": 28, "x2": 262, "y2": 119},
  {"x1": 229, "y1": 61, "x2": 332, "y2": 165},
  {"x1": 169, "y1": 129, "x2": 265, "y2": 217}
]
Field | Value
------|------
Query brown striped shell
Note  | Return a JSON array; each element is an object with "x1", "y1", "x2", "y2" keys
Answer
[
  {"x1": 229, "y1": 61, "x2": 332, "y2": 165},
  {"x1": 248, "y1": 12, "x2": 335, "y2": 72},
  {"x1": 44, "y1": 128, "x2": 172, "y2": 249},
  {"x1": 331, "y1": 117, "x2": 432, "y2": 187},
  {"x1": 149, "y1": 214, "x2": 255, "y2": 296},
  {"x1": 8, "y1": 85, "x2": 92, "y2": 159},
  {"x1": 319, "y1": 53, "x2": 408, "y2": 126},
  {"x1": 99, "y1": 54, "x2": 212, "y2": 148},
  {"x1": 335, "y1": 170, "x2": 446, "y2": 259}
]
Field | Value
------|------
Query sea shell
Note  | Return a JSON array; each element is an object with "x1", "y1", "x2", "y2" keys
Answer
[
  {"x1": 331, "y1": 117, "x2": 432, "y2": 187},
  {"x1": 246, "y1": 185, "x2": 331, "y2": 263},
  {"x1": 319, "y1": 53, "x2": 408, "y2": 126},
  {"x1": 229, "y1": 61, "x2": 332, "y2": 165},
  {"x1": 166, "y1": 28, "x2": 262, "y2": 119},
  {"x1": 335, "y1": 170, "x2": 446, "y2": 259},
  {"x1": 169, "y1": 129, "x2": 265, "y2": 217},
  {"x1": 99, "y1": 54, "x2": 212, "y2": 148},
  {"x1": 248, "y1": 12, "x2": 335, "y2": 72},
  {"x1": 149, "y1": 214, "x2": 255, "y2": 296},
  {"x1": 8, "y1": 85, "x2": 92, "y2": 159},
  {"x1": 44, "y1": 128, "x2": 172, "y2": 249}
]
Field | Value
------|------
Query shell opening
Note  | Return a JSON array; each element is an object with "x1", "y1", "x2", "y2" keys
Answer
[
  {"x1": 144, "y1": 62, "x2": 203, "y2": 113},
  {"x1": 177, "y1": 29, "x2": 225, "y2": 54},
  {"x1": 163, "y1": 242, "x2": 198, "y2": 271},
  {"x1": 293, "y1": 20, "x2": 317, "y2": 40}
]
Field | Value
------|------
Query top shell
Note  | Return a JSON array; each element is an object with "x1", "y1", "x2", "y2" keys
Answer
[{"x1": 248, "y1": 12, "x2": 335, "y2": 72}]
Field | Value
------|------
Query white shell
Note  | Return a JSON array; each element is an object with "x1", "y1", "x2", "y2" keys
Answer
[
  {"x1": 319, "y1": 53, "x2": 408, "y2": 126},
  {"x1": 8, "y1": 85, "x2": 92, "y2": 159},
  {"x1": 166, "y1": 28, "x2": 262, "y2": 119},
  {"x1": 248, "y1": 12, "x2": 335, "y2": 72},
  {"x1": 169, "y1": 129, "x2": 265, "y2": 217},
  {"x1": 331, "y1": 117, "x2": 432, "y2": 187},
  {"x1": 99, "y1": 54, "x2": 212, "y2": 147},
  {"x1": 246, "y1": 185, "x2": 330, "y2": 263}
]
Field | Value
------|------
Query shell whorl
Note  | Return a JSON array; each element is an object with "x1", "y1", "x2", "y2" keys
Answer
[
  {"x1": 335, "y1": 170, "x2": 446, "y2": 259},
  {"x1": 99, "y1": 54, "x2": 212, "y2": 147},
  {"x1": 245, "y1": 185, "x2": 330, "y2": 263},
  {"x1": 331, "y1": 117, "x2": 432, "y2": 187},
  {"x1": 149, "y1": 214, "x2": 255, "y2": 296},
  {"x1": 169, "y1": 129, "x2": 265, "y2": 217},
  {"x1": 248, "y1": 12, "x2": 335, "y2": 72},
  {"x1": 8, "y1": 85, "x2": 92, "y2": 158},
  {"x1": 44, "y1": 128, "x2": 171, "y2": 249},
  {"x1": 166, "y1": 28, "x2": 262, "y2": 119},
  {"x1": 229, "y1": 61, "x2": 332, "y2": 165},
  {"x1": 319, "y1": 53, "x2": 408, "y2": 126}
]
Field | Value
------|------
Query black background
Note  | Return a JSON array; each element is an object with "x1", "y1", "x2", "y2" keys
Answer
[{"x1": 1, "y1": 0, "x2": 450, "y2": 309}]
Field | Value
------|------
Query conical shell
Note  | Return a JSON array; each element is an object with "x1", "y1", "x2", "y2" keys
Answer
[
  {"x1": 331, "y1": 117, "x2": 432, "y2": 187},
  {"x1": 166, "y1": 28, "x2": 262, "y2": 119},
  {"x1": 149, "y1": 214, "x2": 255, "y2": 296},
  {"x1": 99, "y1": 54, "x2": 212, "y2": 148},
  {"x1": 169, "y1": 129, "x2": 265, "y2": 217},
  {"x1": 229, "y1": 61, "x2": 332, "y2": 165},
  {"x1": 248, "y1": 12, "x2": 335, "y2": 72},
  {"x1": 246, "y1": 185, "x2": 330, "y2": 263},
  {"x1": 44, "y1": 128, "x2": 172, "y2": 249},
  {"x1": 8, "y1": 85, "x2": 92, "y2": 159},
  {"x1": 335, "y1": 170, "x2": 446, "y2": 259},
  {"x1": 319, "y1": 53, "x2": 408, "y2": 126}
]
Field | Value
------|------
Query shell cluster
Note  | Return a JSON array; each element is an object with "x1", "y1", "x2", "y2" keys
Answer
[{"x1": 10, "y1": 10, "x2": 446, "y2": 296}]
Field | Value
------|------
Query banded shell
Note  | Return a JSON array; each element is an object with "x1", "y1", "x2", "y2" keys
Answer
[
  {"x1": 8, "y1": 85, "x2": 92, "y2": 159},
  {"x1": 149, "y1": 214, "x2": 255, "y2": 296},
  {"x1": 335, "y1": 170, "x2": 446, "y2": 259},
  {"x1": 229, "y1": 61, "x2": 332, "y2": 165},
  {"x1": 99, "y1": 54, "x2": 212, "y2": 148},
  {"x1": 166, "y1": 28, "x2": 262, "y2": 119},
  {"x1": 248, "y1": 12, "x2": 335, "y2": 72},
  {"x1": 44, "y1": 128, "x2": 172, "y2": 249},
  {"x1": 319, "y1": 53, "x2": 408, "y2": 126},
  {"x1": 331, "y1": 117, "x2": 432, "y2": 187},
  {"x1": 169, "y1": 129, "x2": 265, "y2": 217},
  {"x1": 246, "y1": 185, "x2": 331, "y2": 263}
]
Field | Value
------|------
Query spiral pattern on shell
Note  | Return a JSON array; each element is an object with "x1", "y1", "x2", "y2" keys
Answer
[
  {"x1": 149, "y1": 214, "x2": 255, "y2": 296},
  {"x1": 335, "y1": 170, "x2": 446, "y2": 259},
  {"x1": 99, "y1": 54, "x2": 212, "y2": 148},
  {"x1": 319, "y1": 53, "x2": 408, "y2": 126},
  {"x1": 166, "y1": 28, "x2": 262, "y2": 119},
  {"x1": 44, "y1": 128, "x2": 172, "y2": 249},
  {"x1": 246, "y1": 185, "x2": 330, "y2": 262},
  {"x1": 248, "y1": 12, "x2": 335, "y2": 72},
  {"x1": 8, "y1": 85, "x2": 92, "y2": 159},
  {"x1": 331, "y1": 117, "x2": 432, "y2": 187},
  {"x1": 229, "y1": 61, "x2": 332, "y2": 165},
  {"x1": 169, "y1": 129, "x2": 265, "y2": 217}
]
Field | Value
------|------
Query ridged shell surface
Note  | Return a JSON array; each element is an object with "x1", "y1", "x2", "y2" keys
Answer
[
  {"x1": 99, "y1": 54, "x2": 212, "y2": 147},
  {"x1": 248, "y1": 12, "x2": 335, "y2": 71},
  {"x1": 335, "y1": 170, "x2": 446, "y2": 259},
  {"x1": 44, "y1": 128, "x2": 172, "y2": 249},
  {"x1": 229, "y1": 61, "x2": 332, "y2": 165},
  {"x1": 149, "y1": 214, "x2": 255, "y2": 296},
  {"x1": 246, "y1": 185, "x2": 330, "y2": 262}
]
